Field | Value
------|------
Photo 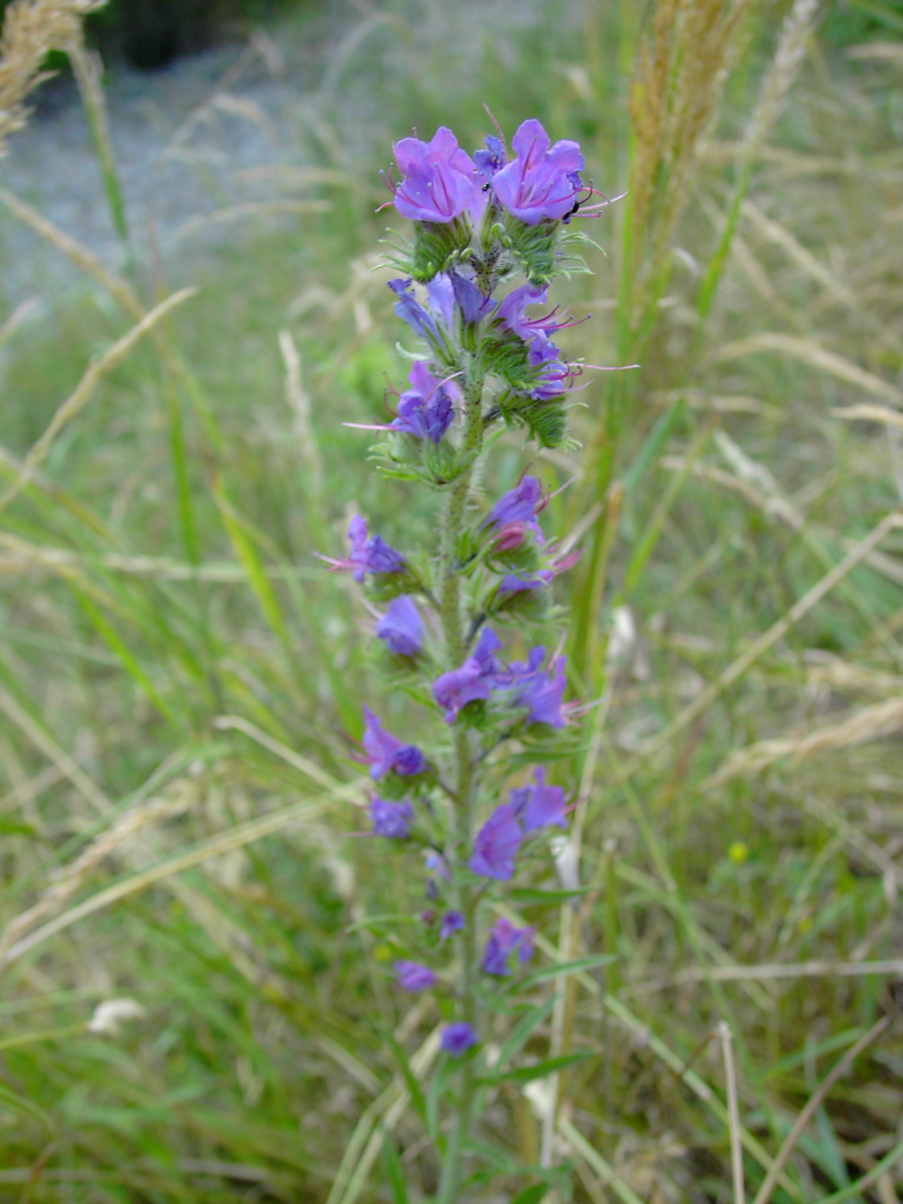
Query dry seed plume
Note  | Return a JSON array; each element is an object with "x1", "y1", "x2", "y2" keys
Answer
[{"x1": 0, "y1": 0, "x2": 106, "y2": 155}]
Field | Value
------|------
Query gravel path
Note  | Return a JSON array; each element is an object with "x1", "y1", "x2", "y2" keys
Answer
[{"x1": 0, "y1": 0, "x2": 569, "y2": 309}]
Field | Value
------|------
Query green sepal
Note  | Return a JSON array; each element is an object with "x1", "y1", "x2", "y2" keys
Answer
[
  {"x1": 410, "y1": 217, "x2": 472, "y2": 282},
  {"x1": 484, "y1": 540, "x2": 544, "y2": 576},
  {"x1": 485, "y1": 580, "x2": 550, "y2": 622},
  {"x1": 365, "y1": 563, "x2": 425, "y2": 604},
  {"x1": 501, "y1": 213, "x2": 560, "y2": 285}
]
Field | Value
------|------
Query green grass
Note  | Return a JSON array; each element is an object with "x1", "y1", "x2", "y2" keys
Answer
[{"x1": 1, "y1": 1, "x2": 902, "y2": 1201}]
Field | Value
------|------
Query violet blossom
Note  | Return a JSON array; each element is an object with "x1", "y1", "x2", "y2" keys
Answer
[
  {"x1": 509, "y1": 651, "x2": 569, "y2": 728},
  {"x1": 440, "y1": 911, "x2": 464, "y2": 941},
  {"x1": 391, "y1": 361, "x2": 455, "y2": 444},
  {"x1": 395, "y1": 961, "x2": 438, "y2": 992},
  {"x1": 509, "y1": 766, "x2": 567, "y2": 832},
  {"x1": 432, "y1": 627, "x2": 504, "y2": 723},
  {"x1": 441, "y1": 1022, "x2": 478, "y2": 1056},
  {"x1": 487, "y1": 476, "x2": 545, "y2": 542},
  {"x1": 388, "y1": 278, "x2": 437, "y2": 340},
  {"x1": 376, "y1": 595, "x2": 425, "y2": 657},
  {"x1": 363, "y1": 706, "x2": 428, "y2": 778},
  {"x1": 491, "y1": 118, "x2": 584, "y2": 225},
  {"x1": 319, "y1": 514, "x2": 405, "y2": 584},
  {"x1": 369, "y1": 797, "x2": 415, "y2": 838},
  {"x1": 497, "y1": 572, "x2": 552, "y2": 596},
  {"x1": 474, "y1": 134, "x2": 506, "y2": 183},
  {"x1": 481, "y1": 917, "x2": 536, "y2": 975},
  {"x1": 470, "y1": 804, "x2": 522, "y2": 881},
  {"x1": 391, "y1": 127, "x2": 484, "y2": 224},
  {"x1": 528, "y1": 336, "x2": 578, "y2": 401}
]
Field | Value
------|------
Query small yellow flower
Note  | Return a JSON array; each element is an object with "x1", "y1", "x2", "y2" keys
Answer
[
  {"x1": 728, "y1": 841, "x2": 749, "y2": 865},
  {"x1": 373, "y1": 943, "x2": 394, "y2": 963}
]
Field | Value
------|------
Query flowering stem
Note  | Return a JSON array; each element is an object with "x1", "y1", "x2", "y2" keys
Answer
[{"x1": 436, "y1": 368, "x2": 484, "y2": 1204}]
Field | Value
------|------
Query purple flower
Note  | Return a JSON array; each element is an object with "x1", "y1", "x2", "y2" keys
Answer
[
  {"x1": 470, "y1": 804, "x2": 522, "y2": 881},
  {"x1": 482, "y1": 917, "x2": 536, "y2": 975},
  {"x1": 363, "y1": 707, "x2": 428, "y2": 779},
  {"x1": 376, "y1": 595, "x2": 425, "y2": 657},
  {"x1": 449, "y1": 269, "x2": 494, "y2": 326},
  {"x1": 474, "y1": 134, "x2": 506, "y2": 182},
  {"x1": 491, "y1": 118, "x2": 584, "y2": 225},
  {"x1": 528, "y1": 336, "x2": 577, "y2": 401},
  {"x1": 441, "y1": 1022, "x2": 478, "y2": 1056},
  {"x1": 509, "y1": 652, "x2": 569, "y2": 728},
  {"x1": 496, "y1": 282, "x2": 579, "y2": 343},
  {"x1": 498, "y1": 572, "x2": 552, "y2": 596},
  {"x1": 395, "y1": 961, "x2": 438, "y2": 992},
  {"x1": 487, "y1": 476, "x2": 545, "y2": 540},
  {"x1": 440, "y1": 910, "x2": 465, "y2": 941},
  {"x1": 388, "y1": 278, "x2": 437, "y2": 340},
  {"x1": 391, "y1": 361, "x2": 455, "y2": 443},
  {"x1": 319, "y1": 515, "x2": 405, "y2": 584},
  {"x1": 426, "y1": 273, "x2": 455, "y2": 326},
  {"x1": 370, "y1": 797, "x2": 415, "y2": 838},
  {"x1": 391, "y1": 127, "x2": 484, "y2": 224},
  {"x1": 432, "y1": 628, "x2": 504, "y2": 723},
  {"x1": 509, "y1": 766, "x2": 567, "y2": 832}
]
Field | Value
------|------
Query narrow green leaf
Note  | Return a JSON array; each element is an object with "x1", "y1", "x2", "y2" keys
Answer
[
  {"x1": 509, "y1": 886, "x2": 595, "y2": 905},
  {"x1": 488, "y1": 1051, "x2": 593, "y2": 1086},
  {"x1": 511, "y1": 1185, "x2": 551, "y2": 1204},
  {"x1": 214, "y1": 483, "x2": 290, "y2": 645},
  {"x1": 382, "y1": 1031, "x2": 428, "y2": 1131},
  {"x1": 0, "y1": 817, "x2": 38, "y2": 837},
  {"x1": 622, "y1": 396, "x2": 685, "y2": 496},
  {"x1": 494, "y1": 995, "x2": 557, "y2": 1070},
  {"x1": 0, "y1": 1082, "x2": 55, "y2": 1131},
  {"x1": 520, "y1": 954, "x2": 616, "y2": 989},
  {"x1": 379, "y1": 1130, "x2": 409, "y2": 1204}
]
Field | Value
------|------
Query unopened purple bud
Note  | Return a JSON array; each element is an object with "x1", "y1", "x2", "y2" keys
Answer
[
  {"x1": 474, "y1": 134, "x2": 506, "y2": 182},
  {"x1": 395, "y1": 961, "x2": 438, "y2": 992},
  {"x1": 470, "y1": 804, "x2": 522, "y2": 881},
  {"x1": 370, "y1": 797, "x2": 415, "y2": 838},
  {"x1": 441, "y1": 1021, "x2": 478, "y2": 1056},
  {"x1": 377, "y1": 595, "x2": 425, "y2": 657},
  {"x1": 440, "y1": 910, "x2": 464, "y2": 941}
]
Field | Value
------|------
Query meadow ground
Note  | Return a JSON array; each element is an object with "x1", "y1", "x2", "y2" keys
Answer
[{"x1": 0, "y1": 0, "x2": 902, "y2": 1201}]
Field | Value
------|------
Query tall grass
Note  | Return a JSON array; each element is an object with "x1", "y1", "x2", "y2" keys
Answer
[{"x1": 0, "y1": 0, "x2": 902, "y2": 1200}]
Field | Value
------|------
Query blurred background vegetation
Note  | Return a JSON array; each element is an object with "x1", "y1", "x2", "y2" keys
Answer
[{"x1": 0, "y1": 0, "x2": 902, "y2": 1201}]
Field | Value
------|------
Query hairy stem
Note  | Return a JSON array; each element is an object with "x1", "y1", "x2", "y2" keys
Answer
[{"x1": 435, "y1": 366, "x2": 484, "y2": 1204}]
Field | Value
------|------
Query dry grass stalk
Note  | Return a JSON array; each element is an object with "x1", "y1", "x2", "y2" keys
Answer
[
  {"x1": 704, "y1": 696, "x2": 903, "y2": 789},
  {"x1": 0, "y1": 0, "x2": 105, "y2": 156},
  {"x1": 0, "y1": 785, "x2": 194, "y2": 961},
  {"x1": 740, "y1": 0, "x2": 821, "y2": 166},
  {"x1": 0, "y1": 287, "x2": 196, "y2": 515},
  {"x1": 751, "y1": 1018, "x2": 890, "y2": 1204},
  {"x1": 641, "y1": 510, "x2": 903, "y2": 762},
  {"x1": 626, "y1": 0, "x2": 757, "y2": 303}
]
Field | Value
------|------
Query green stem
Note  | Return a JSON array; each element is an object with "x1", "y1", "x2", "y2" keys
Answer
[{"x1": 435, "y1": 369, "x2": 484, "y2": 1204}]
